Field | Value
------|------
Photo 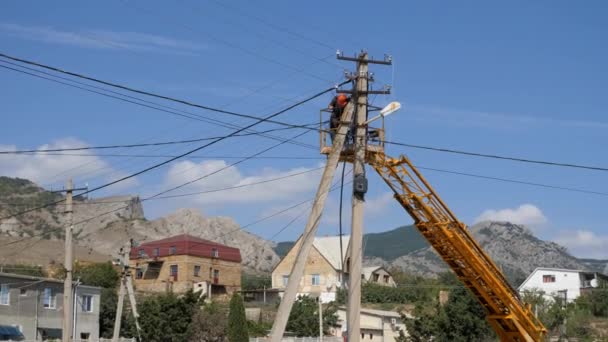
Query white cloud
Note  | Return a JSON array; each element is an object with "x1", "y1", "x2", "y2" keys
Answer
[
  {"x1": 554, "y1": 230, "x2": 608, "y2": 259},
  {"x1": 474, "y1": 204, "x2": 547, "y2": 227},
  {"x1": 0, "y1": 138, "x2": 138, "y2": 190},
  {"x1": 0, "y1": 23, "x2": 204, "y2": 54},
  {"x1": 163, "y1": 160, "x2": 322, "y2": 205},
  {"x1": 366, "y1": 192, "x2": 394, "y2": 216}
]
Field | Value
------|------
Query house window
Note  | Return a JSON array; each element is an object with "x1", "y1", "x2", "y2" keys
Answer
[
  {"x1": 213, "y1": 269, "x2": 220, "y2": 284},
  {"x1": 384, "y1": 275, "x2": 389, "y2": 283},
  {"x1": 312, "y1": 274, "x2": 320, "y2": 286},
  {"x1": 373, "y1": 273, "x2": 379, "y2": 282},
  {"x1": 81, "y1": 295, "x2": 93, "y2": 312},
  {"x1": 170, "y1": 246, "x2": 177, "y2": 255},
  {"x1": 212, "y1": 248, "x2": 219, "y2": 258},
  {"x1": 0, "y1": 284, "x2": 9, "y2": 305},
  {"x1": 136, "y1": 269, "x2": 143, "y2": 279},
  {"x1": 153, "y1": 248, "x2": 160, "y2": 257},
  {"x1": 80, "y1": 332, "x2": 90, "y2": 340},
  {"x1": 43, "y1": 288, "x2": 56, "y2": 309},
  {"x1": 170, "y1": 265, "x2": 178, "y2": 281},
  {"x1": 282, "y1": 275, "x2": 289, "y2": 287},
  {"x1": 194, "y1": 265, "x2": 201, "y2": 277},
  {"x1": 20, "y1": 288, "x2": 27, "y2": 296},
  {"x1": 543, "y1": 275, "x2": 556, "y2": 283}
]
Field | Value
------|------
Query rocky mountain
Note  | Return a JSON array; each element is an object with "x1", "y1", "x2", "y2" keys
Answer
[
  {"x1": 2, "y1": 176, "x2": 607, "y2": 279},
  {"x1": 278, "y1": 222, "x2": 608, "y2": 284},
  {"x1": 0, "y1": 177, "x2": 279, "y2": 273}
]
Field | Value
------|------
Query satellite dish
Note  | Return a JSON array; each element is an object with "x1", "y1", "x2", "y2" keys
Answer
[{"x1": 590, "y1": 279, "x2": 598, "y2": 288}]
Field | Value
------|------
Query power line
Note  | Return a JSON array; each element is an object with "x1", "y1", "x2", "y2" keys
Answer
[
  {"x1": 0, "y1": 82, "x2": 341, "y2": 221},
  {"x1": 0, "y1": 125, "x2": 318, "y2": 155},
  {"x1": 0, "y1": 167, "x2": 324, "y2": 207},
  {"x1": 0, "y1": 53, "x2": 327, "y2": 131},
  {"x1": 4, "y1": 153, "x2": 322, "y2": 160},
  {"x1": 385, "y1": 141, "x2": 608, "y2": 172},
  {"x1": 0, "y1": 170, "x2": 352, "y2": 249},
  {"x1": 6, "y1": 53, "x2": 602, "y2": 174},
  {"x1": 0, "y1": 60, "x2": 318, "y2": 150},
  {"x1": 118, "y1": 0, "x2": 334, "y2": 84},
  {"x1": 417, "y1": 166, "x2": 608, "y2": 197}
]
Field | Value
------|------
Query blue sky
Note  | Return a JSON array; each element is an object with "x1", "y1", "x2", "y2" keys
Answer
[{"x1": 1, "y1": 1, "x2": 607, "y2": 258}]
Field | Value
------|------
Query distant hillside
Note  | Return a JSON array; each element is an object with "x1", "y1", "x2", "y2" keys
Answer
[
  {"x1": 273, "y1": 226, "x2": 426, "y2": 260},
  {"x1": 3, "y1": 176, "x2": 608, "y2": 278},
  {"x1": 0, "y1": 176, "x2": 280, "y2": 273},
  {"x1": 363, "y1": 225, "x2": 426, "y2": 260},
  {"x1": 274, "y1": 222, "x2": 608, "y2": 285},
  {"x1": 274, "y1": 241, "x2": 296, "y2": 258}
]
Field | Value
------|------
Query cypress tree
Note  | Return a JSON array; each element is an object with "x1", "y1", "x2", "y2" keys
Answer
[{"x1": 228, "y1": 292, "x2": 249, "y2": 342}]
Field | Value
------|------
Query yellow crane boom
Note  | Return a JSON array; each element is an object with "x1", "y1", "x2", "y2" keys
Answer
[{"x1": 370, "y1": 153, "x2": 547, "y2": 341}]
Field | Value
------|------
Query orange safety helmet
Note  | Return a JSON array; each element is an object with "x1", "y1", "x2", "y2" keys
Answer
[{"x1": 336, "y1": 94, "x2": 348, "y2": 107}]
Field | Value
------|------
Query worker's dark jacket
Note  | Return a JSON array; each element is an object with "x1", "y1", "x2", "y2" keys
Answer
[{"x1": 329, "y1": 97, "x2": 348, "y2": 129}]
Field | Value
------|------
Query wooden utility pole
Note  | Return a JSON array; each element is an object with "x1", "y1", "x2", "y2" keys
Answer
[
  {"x1": 62, "y1": 179, "x2": 74, "y2": 342},
  {"x1": 269, "y1": 101, "x2": 355, "y2": 342},
  {"x1": 347, "y1": 53, "x2": 368, "y2": 342}
]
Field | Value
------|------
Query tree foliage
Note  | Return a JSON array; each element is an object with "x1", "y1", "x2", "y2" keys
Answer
[
  {"x1": 286, "y1": 296, "x2": 338, "y2": 337},
  {"x1": 241, "y1": 273, "x2": 271, "y2": 291},
  {"x1": 0, "y1": 264, "x2": 45, "y2": 277},
  {"x1": 228, "y1": 293, "x2": 249, "y2": 342},
  {"x1": 404, "y1": 287, "x2": 494, "y2": 342},
  {"x1": 190, "y1": 302, "x2": 228, "y2": 342},
  {"x1": 75, "y1": 261, "x2": 120, "y2": 288},
  {"x1": 136, "y1": 290, "x2": 200, "y2": 342}
]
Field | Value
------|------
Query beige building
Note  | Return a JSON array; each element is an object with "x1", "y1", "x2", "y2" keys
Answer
[
  {"x1": 272, "y1": 235, "x2": 348, "y2": 303},
  {"x1": 362, "y1": 266, "x2": 396, "y2": 287},
  {"x1": 272, "y1": 235, "x2": 389, "y2": 303},
  {"x1": 129, "y1": 234, "x2": 242, "y2": 297},
  {"x1": 332, "y1": 308, "x2": 409, "y2": 342}
]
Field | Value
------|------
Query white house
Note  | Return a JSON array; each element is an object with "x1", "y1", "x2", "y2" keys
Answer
[
  {"x1": 331, "y1": 307, "x2": 410, "y2": 342},
  {"x1": 518, "y1": 267, "x2": 608, "y2": 302}
]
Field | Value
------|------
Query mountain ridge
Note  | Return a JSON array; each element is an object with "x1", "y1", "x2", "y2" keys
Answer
[{"x1": 1, "y1": 176, "x2": 606, "y2": 281}]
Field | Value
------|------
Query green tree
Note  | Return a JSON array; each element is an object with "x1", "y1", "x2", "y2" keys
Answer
[
  {"x1": 241, "y1": 273, "x2": 271, "y2": 290},
  {"x1": 137, "y1": 290, "x2": 200, "y2": 342},
  {"x1": 190, "y1": 302, "x2": 228, "y2": 342},
  {"x1": 286, "y1": 296, "x2": 338, "y2": 337},
  {"x1": 228, "y1": 292, "x2": 249, "y2": 342},
  {"x1": 434, "y1": 288, "x2": 494, "y2": 342},
  {"x1": 74, "y1": 262, "x2": 120, "y2": 288},
  {"x1": 403, "y1": 287, "x2": 494, "y2": 342},
  {"x1": 72, "y1": 262, "x2": 121, "y2": 338},
  {"x1": 403, "y1": 303, "x2": 437, "y2": 342}
]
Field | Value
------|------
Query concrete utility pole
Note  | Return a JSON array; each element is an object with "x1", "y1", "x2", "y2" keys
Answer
[
  {"x1": 319, "y1": 298, "x2": 323, "y2": 342},
  {"x1": 269, "y1": 101, "x2": 355, "y2": 342},
  {"x1": 62, "y1": 179, "x2": 74, "y2": 342},
  {"x1": 112, "y1": 243, "x2": 143, "y2": 342},
  {"x1": 347, "y1": 53, "x2": 368, "y2": 342}
]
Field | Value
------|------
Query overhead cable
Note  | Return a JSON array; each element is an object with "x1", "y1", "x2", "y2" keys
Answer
[{"x1": 0, "y1": 81, "x2": 342, "y2": 221}]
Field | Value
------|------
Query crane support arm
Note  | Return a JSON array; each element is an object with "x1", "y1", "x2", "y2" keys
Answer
[{"x1": 370, "y1": 153, "x2": 547, "y2": 341}]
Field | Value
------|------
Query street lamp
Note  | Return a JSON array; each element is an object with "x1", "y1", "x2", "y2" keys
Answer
[{"x1": 364, "y1": 101, "x2": 402, "y2": 125}]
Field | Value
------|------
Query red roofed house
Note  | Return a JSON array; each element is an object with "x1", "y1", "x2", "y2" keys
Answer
[{"x1": 129, "y1": 234, "x2": 242, "y2": 296}]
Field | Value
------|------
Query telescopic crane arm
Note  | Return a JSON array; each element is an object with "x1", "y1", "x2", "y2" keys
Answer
[{"x1": 370, "y1": 152, "x2": 547, "y2": 342}]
